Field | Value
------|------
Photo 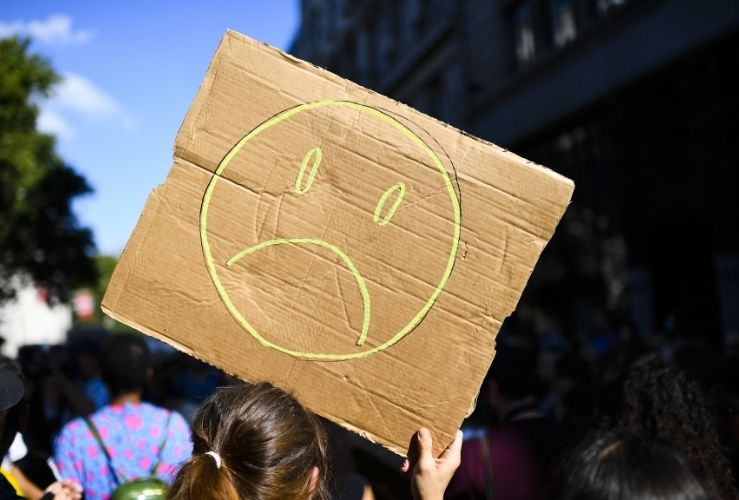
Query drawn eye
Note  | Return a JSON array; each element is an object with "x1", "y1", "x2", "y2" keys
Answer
[
  {"x1": 373, "y1": 182, "x2": 406, "y2": 226},
  {"x1": 294, "y1": 146, "x2": 322, "y2": 194}
]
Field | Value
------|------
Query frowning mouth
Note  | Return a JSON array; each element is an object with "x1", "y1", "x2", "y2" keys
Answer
[{"x1": 226, "y1": 238, "x2": 371, "y2": 346}]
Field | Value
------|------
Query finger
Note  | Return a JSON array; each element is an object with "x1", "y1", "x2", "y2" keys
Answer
[
  {"x1": 439, "y1": 430, "x2": 463, "y2": 468},
  {"x1": 60, "y1": 484, "x2": 83, "y2": 500},
  {"x1": 60, "y1": 479, "x2": 82, "y2": 494},
  {"x1": 400, "y1": 458, "x2": 410, "y2": 474},
  {"x1": 45, "y1": 482, "x2": 62, "y2": 494},
  {"x1": 417, "y1": 427, "x2": 435, "y2": 469},
  {"x1": 439, "y1": 430, "x2": 463, "y2": 459}
]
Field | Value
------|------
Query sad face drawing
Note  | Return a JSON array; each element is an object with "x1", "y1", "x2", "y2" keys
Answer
[{"x1": 200, "y1": 100, "x2": 460, "y2": 360}]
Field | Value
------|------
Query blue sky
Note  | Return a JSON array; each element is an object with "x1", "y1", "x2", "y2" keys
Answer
[{"x1": 1, "y1": 1, "x2": 300, "y2": 255}]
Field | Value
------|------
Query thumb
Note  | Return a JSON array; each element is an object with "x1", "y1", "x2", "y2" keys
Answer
[
  {"x1": 417, "y1": 428, "x2": 435, "y2": 469},
  {"x1": 439, "y1": 430, "x2": 463, "y2": 469}
]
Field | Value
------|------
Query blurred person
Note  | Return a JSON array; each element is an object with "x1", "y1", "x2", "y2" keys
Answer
[
  {"x1": 3, "y1": 431, "x2": 48, "y2": 500},
  {"x1": 53, "y1": 334, "x2": 192, "y2": 500},
  {"x1": 14, "y1": 346, "x2": 66, "y2": 490},
  {"x1": 605, "y1": 354, "x2": 736, "y2": 499},
  {"x1": 446, "y1": 339, "x2": 571, "y2": 500},
  {"x1": 556, "y1": 383, "x2": 595, "y2": 442},
  {"x1": 42, "y1": 337, "x2": 110, "y2": 426},
  {"x1": 1, "y1": 355, "x2": 80, "y2": 499},
  {"x1": 540, "y1": 350, "x2": 595, "y2": 440},
  {"x1": 167, "y1": 356, "x2": 224, "y2": 422},
  {"x1": 170, "y1": 381, "x2": 461, "y2": 500},
  {"x1": 0, "y1": 363, "x2": 82, "y2": 500},
  {"x1": 578, "y1": 309, "x2": 618, "y2": 371},
  {"x1": 548, "y1": 430, "x2": 710, "y2": 500},
  {"x1": 322, "y1": 422, "x2": 377, "y2": 500}
]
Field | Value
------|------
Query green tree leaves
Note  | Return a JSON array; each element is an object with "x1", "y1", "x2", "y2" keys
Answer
[{"x1": 0, "y1": 37, "x2": 97, "y2": 303}]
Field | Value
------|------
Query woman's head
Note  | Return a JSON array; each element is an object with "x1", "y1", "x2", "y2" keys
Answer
[
  {"x1": 613, "y1": 354, "x2": 735, "y2": 498},
  {"x1": 101, "y1": 333, "x2": 150, "y2": 396},
  {"x1": 169, "y1": 381, "x2": 329, "y2": 500},
  {"x1": 549, "y1": 430, "x2": 710, "y2": 500}
]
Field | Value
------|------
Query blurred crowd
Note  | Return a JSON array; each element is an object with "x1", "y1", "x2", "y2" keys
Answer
[
  {"x1": 446, "y1": 310, "x2": 739, "y2": 500},
  {"x1": 0, "y1": 331, "x2": 222, "y2": 499},
  {"x1": 0, "y1": 311, "x2": 737, "y2": 499}
]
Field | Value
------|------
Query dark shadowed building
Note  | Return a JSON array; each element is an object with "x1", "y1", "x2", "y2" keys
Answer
[{"x1": 291, "y1": 0, "x2": 739, "y2": 346}]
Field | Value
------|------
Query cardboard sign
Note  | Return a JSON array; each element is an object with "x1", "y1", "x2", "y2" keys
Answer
[{"x1": 103, "y1": 31, "x2": 574, "y2": 455}]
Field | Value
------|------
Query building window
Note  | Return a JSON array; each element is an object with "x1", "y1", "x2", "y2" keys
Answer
[
  {"x1": 551, "y1": 0, "x2": 577, "y2": 47},
  {"x1": 514, "y1": 0, "x2": 537, "y2": 67}
]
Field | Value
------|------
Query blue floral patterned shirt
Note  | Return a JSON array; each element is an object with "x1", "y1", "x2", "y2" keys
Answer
[{"x1": 54, "y1": 402, "x2": 192, "y2": 500}]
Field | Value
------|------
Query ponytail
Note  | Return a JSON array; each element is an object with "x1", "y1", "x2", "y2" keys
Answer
[
  {"x1": 168, "y1": 452, "x2": 239, "y2": 500},
  {"x1": 169, "y1": 382, "x2": 329, "y2": 500}
]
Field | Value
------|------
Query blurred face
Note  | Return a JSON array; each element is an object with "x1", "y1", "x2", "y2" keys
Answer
[{"x1": 201, "y1": 100, "x2": 461, "y2": 361}]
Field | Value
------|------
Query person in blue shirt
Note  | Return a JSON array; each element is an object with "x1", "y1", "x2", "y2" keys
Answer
[{"x1": 54, "y1": 334, "x2": 192, "y2": 500}]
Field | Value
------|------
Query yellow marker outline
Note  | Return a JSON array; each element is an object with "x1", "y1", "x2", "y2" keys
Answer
[
  {"x1": 200, "y1": 99, "x2": 461, "y2": 361},
  {"x1": 373, "y1": 182, "x2": 406, "y2": 226},
  {"x1": 294, "y1": 147, "x2": 322, "y2": 194},
  {"x1": 226, "y1": 238, "x2": 371, "y2": 346}
]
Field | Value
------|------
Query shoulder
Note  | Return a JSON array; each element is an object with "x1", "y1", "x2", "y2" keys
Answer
[
  {"x1": 166, "y1": 410, "x2": 191, "y2": 440},
  {"x1": 140, "y1": 404, "x2": 186, "y2": 424},
  {"x1": 168, "y1": 409, "x2": 188, "y2": 427},
  {"x1": 57, "y1": 416, "x2": 88, "y2": 441},
  {"x1": 150, "y1": 407, "x2": 191, "y2": 463},
  {"x1": 141, "y1": 404, "x2": 190, "y2": 437}
]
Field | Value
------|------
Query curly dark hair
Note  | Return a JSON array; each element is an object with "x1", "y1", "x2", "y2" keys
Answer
[
  {"x1": 611, "y1": 354, "x2": 736, "y2": 499},
  {"x1": 549, "y1": 430, "x2": 710, "y2": 500}
]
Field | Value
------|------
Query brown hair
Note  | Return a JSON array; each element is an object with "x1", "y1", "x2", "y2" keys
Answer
[{"x1": 169, "y1": 381, "x2": 329, "y2": 500}]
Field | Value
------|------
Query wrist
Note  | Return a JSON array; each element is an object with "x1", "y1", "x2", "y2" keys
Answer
[{"x1": 414, "y1": 490, "x2": 444, "y2": 500}]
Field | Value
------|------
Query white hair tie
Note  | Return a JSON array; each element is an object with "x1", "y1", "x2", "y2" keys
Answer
[{"x1": 205, "y1": 451, "x2": 222, "y2": 469}]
